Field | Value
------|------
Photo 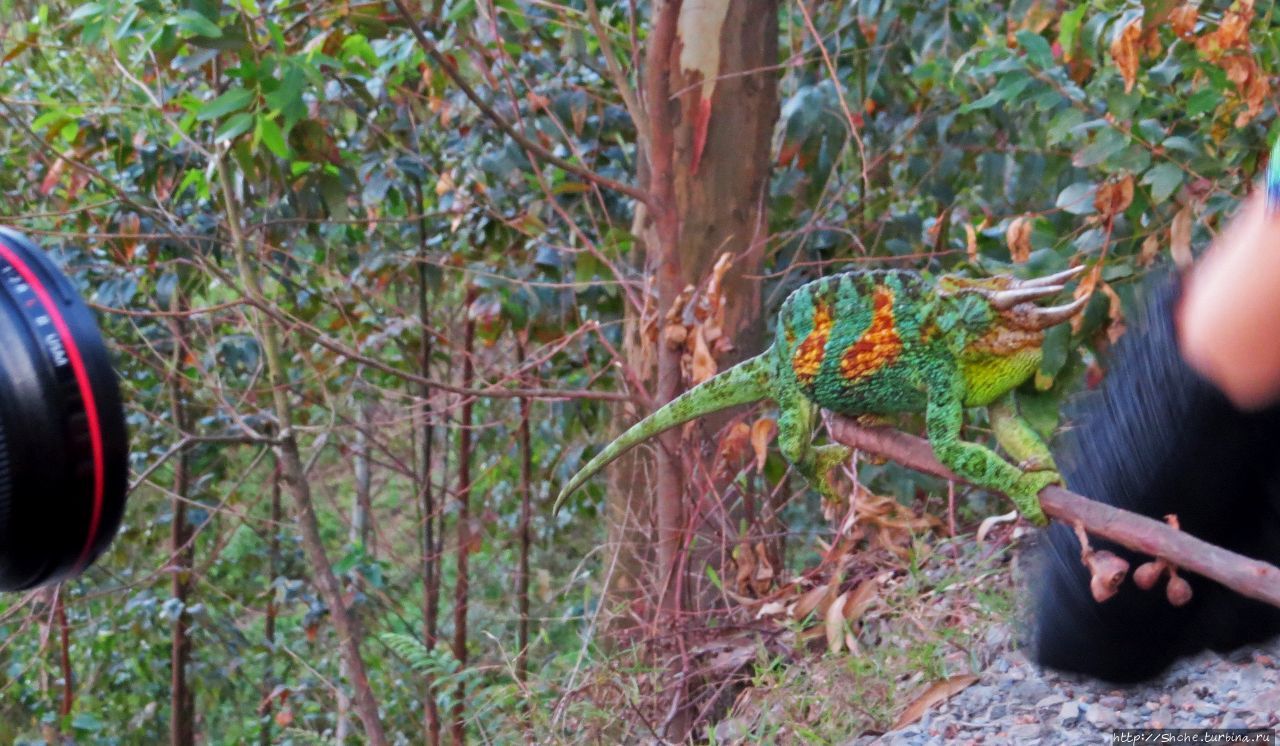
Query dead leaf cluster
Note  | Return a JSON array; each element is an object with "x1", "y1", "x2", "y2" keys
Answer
[{"x1": 664, "y1": 252, "x2": 737, "y2": 386}]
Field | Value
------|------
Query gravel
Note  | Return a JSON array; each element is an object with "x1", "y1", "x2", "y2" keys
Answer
[{"x1": 852, "y1": 637, "x2": 1280, "y2": 745}]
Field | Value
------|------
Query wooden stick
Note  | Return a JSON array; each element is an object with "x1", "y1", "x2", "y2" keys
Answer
[{"x1": 825, "y1": 417, "x2": 1280, "y2": 610}]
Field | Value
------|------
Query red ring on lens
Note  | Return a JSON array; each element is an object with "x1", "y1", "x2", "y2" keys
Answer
[{"x1": 0, "y1": 242, "x2": 105, "y2": 571}]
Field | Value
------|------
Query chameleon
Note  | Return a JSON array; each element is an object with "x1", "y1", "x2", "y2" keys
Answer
[{"x1": 556, "y1": 266, "x2": 1090, "y2": 525}]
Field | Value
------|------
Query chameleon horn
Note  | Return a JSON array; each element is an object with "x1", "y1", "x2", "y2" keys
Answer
[
  {"x1": 990, "y1": 285, "x2": 1063, "y2": 310},
  {"x1": 1019, "y1": 265, "x2": 1087, "y2": 288},
  {"x1": 1029, "y1": 294, "x2": 1090, "y2": 327}
]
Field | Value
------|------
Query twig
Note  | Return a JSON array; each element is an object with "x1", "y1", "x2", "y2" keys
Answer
[
  {"x1": 825, "y1": 417, "x2": 1280, "y2": 610},
  {"x1": 389, "y1": 0, "x2": 653, "y2": 207}
]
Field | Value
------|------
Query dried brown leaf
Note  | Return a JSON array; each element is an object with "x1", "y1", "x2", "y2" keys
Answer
[
  {"x1": 718, "y1": 421, "x2": 751, "y2": 469},
  {"x1": 1094, "y1": 174, "x2": 1135, "y2": 217},
  {"x1": 1139, "y1": 233, "x2": 1161, "y2": 267},
  {"x1": 843, "y1": 577, "x2": 880, "y2": 623},
  {"x1": 1170, "y1": 4, "x2": 1197, "y2": 38},
  {"x1": 892, "y1": 675, "x2": 981, "y2": 730},
  {"x1": 791, "y1": 583, "x2": 830, "y2": 621},
  {"x1": 1005, "y1": 216, "x2": 1032, "y2": 263},
  {"x1": 1170, "y1": 207, "x2": 1193, "y2": 269},
  {"x1": 1100, "y1": 281, "x2": 1127, "y2": 344},
  {"x1": 964, "y1": 222, "x2": 978, "y2": 263},
  {"x1": 750, "y1": 417, "x2": 777, "y2": 473},
  {"x1": 690, "y1": 327, "x2": 717, "y2": 383},
  {"x1": 825, "y1": 591, "x2": 849, "y2": 653},
  {"x1": 1110, "y1": 19, "x2": 1142, "y2": 93}
]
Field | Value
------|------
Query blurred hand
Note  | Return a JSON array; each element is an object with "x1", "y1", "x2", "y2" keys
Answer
[{"x1": 1178, "y1": 193, "x2": 1280, "y2": 409}]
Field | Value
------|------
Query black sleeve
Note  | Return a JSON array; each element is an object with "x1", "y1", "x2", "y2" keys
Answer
[{"x1": 1031, "y1": 273, "x2": 1280, "y2": 683}]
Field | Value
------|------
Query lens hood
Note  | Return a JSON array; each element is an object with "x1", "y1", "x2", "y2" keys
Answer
[{"x1": 0, "y1": 228, "x2": 128, "y2": 590}]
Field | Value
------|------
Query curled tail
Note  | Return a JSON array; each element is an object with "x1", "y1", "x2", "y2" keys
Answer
[{"x1": 554, "y1": 352, "x2": 774, "y2": 512}]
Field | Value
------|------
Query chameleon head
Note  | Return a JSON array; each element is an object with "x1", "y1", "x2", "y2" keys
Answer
[
  {"x1": 937, "y1": 265, "x2": 1090, "y2": 333},
  {"x1": 938, "y1": 266, "x2": 1090, "y2": 405}
]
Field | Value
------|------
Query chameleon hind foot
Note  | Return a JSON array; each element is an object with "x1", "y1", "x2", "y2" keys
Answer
[{"x1": 1008, "y1": 469, "x2": 1060, "y2": 526}]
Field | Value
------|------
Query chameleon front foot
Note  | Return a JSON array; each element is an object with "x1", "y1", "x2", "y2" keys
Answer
[{"x1": 813, "y1": 443, "x2": 853, "y2": 503}]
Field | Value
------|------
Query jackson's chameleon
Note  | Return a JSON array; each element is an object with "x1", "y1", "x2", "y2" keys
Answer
[{"x1": 557, "y1": 266, "x2": 1089, "y2": 525}]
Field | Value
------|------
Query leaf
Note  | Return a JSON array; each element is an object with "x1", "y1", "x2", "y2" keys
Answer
[
  {"x1": 215, "y1": 112, "x2": 254, "y2": 142},
  {"x1": 197, "y1": 88, "x2": 254, "y2": 121},
  {"x1": 1170, "y1": 207, "x2": 1193, "y2": 269},
  {"x1": 1141, "y1": 162, "x2": 1183, "y2": 204},
  {"x1": 1016, "y1": 30, "x2": 1053, "y2": 68},
  {"x1": 750, "y1": 417, "x2": 776, "y2": 472},
  {"x1": 1058, "y1": 4, "x2": 1088, "y2": 59},
  {"x1": 1005, "y1": 216, "x2": 1032, "y2": 263},
  {"x1": 1056, "y1": 182, "x2": 1097, "y2": 215},
  {"x1": 1170, "y1": 4, "x2": 1197, "y2": 38},
  {"x1": 892, "y1": 675, "x2": 980, "y2": 730},
  {"x1": 256, "y1": 116, "x2": 289, "y2": 159},
  {"x1": 1109, "y1": 18, "x2": 1142, "y2": 93},
  {"x1": 174, "y1": 9, "x2": 223, "y2": 39},
  {"x1": 842, "y1": 577, "x2": 879, "y2": 623},
  {"x1": 1036, "y1": 323, "x2": 1072, "y2": 389},
  {"x1": 71, "y1": 713, "x2": 103, "y2": 732},
  {"x1": 69, "y1": 3, "x2": 105, "y2": 22},
  {"x1": 825, "y1": 591, "x2": 849, "y2": 653},
  {"x1": 690, "y1": 327, "x2": 716, "y2": 384},
  {"x1": 1094, "y1": 174, "x2": 1134, "y2": 216},
  {"x1": 1072, "y1": 128, "x2": 1125, "y2": 168}
]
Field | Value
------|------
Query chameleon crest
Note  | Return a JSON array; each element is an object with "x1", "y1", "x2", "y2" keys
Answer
[{"x1": 558, "y1": 266, "x2": 1089, "y2": 525}]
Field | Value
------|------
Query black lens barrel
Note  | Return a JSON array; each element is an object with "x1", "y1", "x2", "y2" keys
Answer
[{"x1": 0, "y1": 228, "x2": 128, "y2": 590}]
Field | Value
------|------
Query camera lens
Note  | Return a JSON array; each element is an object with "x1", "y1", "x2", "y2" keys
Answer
[{"x1": 0, "y1": 228, "x2": 128, "y2": 590}]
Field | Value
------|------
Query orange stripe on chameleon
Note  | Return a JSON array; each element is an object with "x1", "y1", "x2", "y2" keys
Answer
[
  {"x1": 841, "y1": 286, "x2": 902, "y2": 382},
  {"x1": 791, "y1": 300, "x2": 832, "y2": 384}
]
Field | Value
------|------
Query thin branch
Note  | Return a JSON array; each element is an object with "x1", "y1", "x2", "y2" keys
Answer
[
  {"x1": 825, "y1": 417, "x2": 1280, "y2": 610},
  {"x1": 389, "y1": 0, "x2": 654, "y2": 207}
]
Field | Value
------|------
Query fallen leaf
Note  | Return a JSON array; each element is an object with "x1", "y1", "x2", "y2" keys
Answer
[
  {"x1": 755, "y1": 601, "x2": 786, "y2": 619},
  {"x1": 843, "y1": 577, "x2": 880, "y2": 623},
  {"x1": 791, "y1": 583, "x2": 830, "y2": 621},
  {"x1": 891, "y1": 675, "x2": 981, "y2": 730},
  {"x1": 825, "y1": 591, "x2": 849, "y2": 653},
  {"x1": 977, "y1": 510, "x2": 1019, "y2": 542}
]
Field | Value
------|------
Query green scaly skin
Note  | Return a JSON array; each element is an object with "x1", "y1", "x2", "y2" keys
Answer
[{"x1": 557, "y1": 268, "x2": 1089, "y2": 525}]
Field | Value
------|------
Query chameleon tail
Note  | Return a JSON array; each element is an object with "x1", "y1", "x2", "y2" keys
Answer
[{"x1": 554, "y1": 351, "x2": 773, "y2": 512}]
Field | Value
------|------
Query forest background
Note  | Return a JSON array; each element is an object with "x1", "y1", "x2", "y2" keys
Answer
[{"x1": 0, "y1": 0, "x2": 1274, "y2": 743}]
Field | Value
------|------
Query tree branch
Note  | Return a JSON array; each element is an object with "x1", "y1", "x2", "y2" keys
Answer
[
  {"x1": 825, "y1": 416, "x2": 1280, "y2": 610},
  {"x1": 389, "y1": 0, "x2": 654, "y2": 207}
]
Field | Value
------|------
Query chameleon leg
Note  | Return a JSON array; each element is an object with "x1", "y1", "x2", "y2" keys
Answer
[
  {"x1": 776, "y1": 389, "x2": 851, "y2": 503},
  {"x1": 989, "y1": 393, "x2": 1058, "y2": 472},
  {"x1": 925, "y1": 384, "x2": 1053, "y2": 526}
]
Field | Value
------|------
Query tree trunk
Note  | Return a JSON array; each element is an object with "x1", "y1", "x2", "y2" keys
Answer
[
  {"x1": 168, "y1": 295, "x2": 195, "y2": 746},
  {"x1": 217, "y1": 160, "x2": 389, "y2": 746},
  {"x1": 610, "y1": 0, "x2": 780, "y2": 736},
  {"x1": 450, "y1": 289, "x2": 478, "y2": 745},
  {"x1": 413, "y1": 176, "x2": 443, "y2": 746}
]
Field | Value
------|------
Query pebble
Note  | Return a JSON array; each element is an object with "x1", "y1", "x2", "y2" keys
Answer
[{"x1": 864, "y1": 629, "x2": 1280, "y2": 745}]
